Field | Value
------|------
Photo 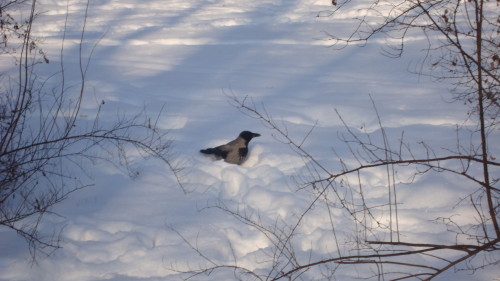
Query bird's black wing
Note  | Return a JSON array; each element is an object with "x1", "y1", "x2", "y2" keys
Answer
[{"x1": 238, "y1": 147, "x2": 248, "y2": 158}]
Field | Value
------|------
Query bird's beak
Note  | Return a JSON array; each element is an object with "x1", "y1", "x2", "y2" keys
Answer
[{"x1": 253, "y1": 133, "x2": 261, "y2": 137}]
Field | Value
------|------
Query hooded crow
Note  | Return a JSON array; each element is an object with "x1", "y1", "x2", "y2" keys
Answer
[{"x1": 200, "y1": 131, "x2": 261, "y2": 165}]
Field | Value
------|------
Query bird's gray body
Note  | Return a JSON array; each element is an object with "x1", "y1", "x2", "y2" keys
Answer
[{"x1": 200, "y1": 131, "x2": 260, "y2": 165}]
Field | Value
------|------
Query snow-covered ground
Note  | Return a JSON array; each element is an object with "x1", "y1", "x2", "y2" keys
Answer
[{"x1": 1, "y1": 0, "x2": 498, "y2": 280}]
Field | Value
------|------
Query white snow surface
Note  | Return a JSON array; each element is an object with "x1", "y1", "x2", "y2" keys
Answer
[{"x1": 0, "y1": 0, "x2": 498, "y2": 281}]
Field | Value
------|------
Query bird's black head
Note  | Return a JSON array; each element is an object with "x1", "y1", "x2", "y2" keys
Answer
[{"x1": 239, "y1": 131, "x2": 261, "y2": 142}]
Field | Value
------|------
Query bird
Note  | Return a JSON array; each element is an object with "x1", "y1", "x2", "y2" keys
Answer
[{"x1": 200, "y1": 131, "x2": 261, "y2": 165}]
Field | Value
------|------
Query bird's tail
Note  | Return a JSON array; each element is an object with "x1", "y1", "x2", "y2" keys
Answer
[{"x1": 200, "y1": 148, "x2": 215, "y2": 154}]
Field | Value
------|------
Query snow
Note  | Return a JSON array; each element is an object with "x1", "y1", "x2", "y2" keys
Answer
[{"x1": 0, "y1": 0, "x2": 498, "y2": 281}]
